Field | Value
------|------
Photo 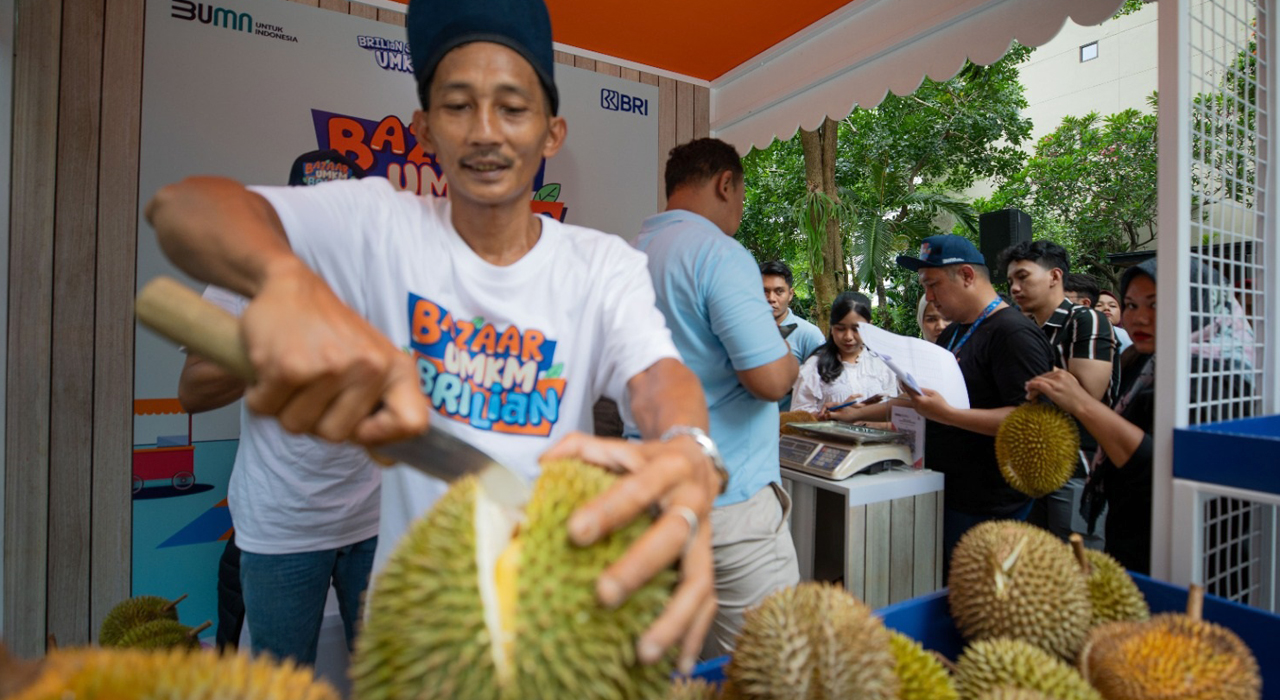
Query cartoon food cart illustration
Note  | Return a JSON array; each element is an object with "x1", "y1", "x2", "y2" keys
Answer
[{"x1": 133, "y1": 398, "x2": 195, "y2": 495}]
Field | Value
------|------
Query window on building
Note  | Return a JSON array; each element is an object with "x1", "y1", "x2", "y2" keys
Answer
[{"x1": 1080, "y1": 42, "x2": 1099, "y2": 62}]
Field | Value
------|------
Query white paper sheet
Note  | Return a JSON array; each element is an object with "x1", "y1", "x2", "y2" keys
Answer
[{"x1": 856, "y1": 322, "x2": 971, "y2": 409}]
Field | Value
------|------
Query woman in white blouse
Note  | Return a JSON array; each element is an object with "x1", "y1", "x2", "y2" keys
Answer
[{"x1": 790, "y1": 291, "x2": 898, "y2": 415}]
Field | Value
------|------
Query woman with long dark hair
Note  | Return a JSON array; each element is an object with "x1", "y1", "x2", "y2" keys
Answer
[
  {"x1": 1026, "y1": 257, "x2": 1255, "y2": 573},
  {"x1": 790, "y1": 291, "x2": 897, "y2": 414}
]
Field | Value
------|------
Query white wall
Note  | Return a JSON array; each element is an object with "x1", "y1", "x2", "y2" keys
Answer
[{"x1": 1019, "y1": 3, "x2": 1159, "y2": 141}]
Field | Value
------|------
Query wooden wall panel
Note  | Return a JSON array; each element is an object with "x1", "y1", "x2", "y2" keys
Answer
[
  {"x1": 657, "y1": 76, "x2": 677, "y2": 210},
  {"x1": 675, "y1": 81, "x2": 694, "y2": 146},
  {"x1": 888, "y1": 496, "x2": 915, "y2": 605},
  {"x1": 377, "y1": 9, "x2": 404, "y2": 26},
  {"x1": 349, "y1": 2, "x2": 377, "y2": 20},
  {"x1": 694, "y1": 85, "x2": 710, "y2": 140},
  {"x1": 318, "y1": 0, "x2": 348, "y2": 12},
  {"x1": 4, "y1": 0, "x2": 61, "y2": 657},
  {"x1": 47, "y1": 0, "x2": 104, "y2": 649},
  {"x1": 92, "y1": 0, "x2": 144, "y2": 642}
]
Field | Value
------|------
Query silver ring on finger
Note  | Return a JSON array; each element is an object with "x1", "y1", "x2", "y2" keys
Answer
[{"x1": 669, "y1": 504, "x2": 699, "y2": 556}]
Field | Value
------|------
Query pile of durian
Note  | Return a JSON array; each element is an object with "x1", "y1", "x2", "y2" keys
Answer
[
  {"x1": 97, "y1": 593, "x2": 211, "y2": 650},
  {"x1": 665, "y1": 519, "x2": 1261, "y2": 700},
  {"x1": 0, "y1": 462, "x2": 1264, "y2": 700}
]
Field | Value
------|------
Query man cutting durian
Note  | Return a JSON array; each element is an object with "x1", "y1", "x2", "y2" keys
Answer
[{"x1": 145, "y1": 0, "x2": 721, "y2": 675}]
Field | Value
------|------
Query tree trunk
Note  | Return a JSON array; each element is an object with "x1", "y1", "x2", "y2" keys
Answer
[{"x1": 800, "y1": 117, "x2": 846, "y2": 333}]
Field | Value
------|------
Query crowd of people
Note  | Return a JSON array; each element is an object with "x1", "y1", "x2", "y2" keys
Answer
[{"x1": 143, "y1": 0, "x2": 1251, "y2": 675}]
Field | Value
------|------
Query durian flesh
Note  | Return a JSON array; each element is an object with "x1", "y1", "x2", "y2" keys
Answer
[{"x1": 353, "y1": 458, "x2": 675, "y2": 700}]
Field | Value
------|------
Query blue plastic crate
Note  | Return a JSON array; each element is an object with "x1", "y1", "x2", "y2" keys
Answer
[
  {"x1": 1175, "y1": 414, "x2": 1280, "y2": 496},
  {"x1": 694, "y1": 575, "x2": 1280, "y2": 698}
]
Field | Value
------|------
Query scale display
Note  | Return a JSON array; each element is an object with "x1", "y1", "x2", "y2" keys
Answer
[{"x1": 810, "y1": 445, "x2": 851, "y2": 471}]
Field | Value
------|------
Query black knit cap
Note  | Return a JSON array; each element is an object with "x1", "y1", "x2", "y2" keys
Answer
[{"x1": 407, "y1": 0, "x2": 559, "y2": 115}]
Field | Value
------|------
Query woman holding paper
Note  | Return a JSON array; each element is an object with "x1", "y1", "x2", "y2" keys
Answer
[{"x1": 790, "y1": 292, "x2": 898, "y2": 415}]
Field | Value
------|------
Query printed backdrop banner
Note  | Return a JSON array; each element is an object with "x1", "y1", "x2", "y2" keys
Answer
[{"x1": 133, "y1": 0, "x2": 657, "y2": 639}]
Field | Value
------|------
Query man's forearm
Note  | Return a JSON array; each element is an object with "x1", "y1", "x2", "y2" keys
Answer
[
  {"x1": 147, "y1": 176, "x2": 299, "y2": 297},
  {"x1": 178, "y1": 354, "x2": 247, "y2": 414},
  {"x1": 627, "y1": 358, "x2": 709, "y2": 439}
]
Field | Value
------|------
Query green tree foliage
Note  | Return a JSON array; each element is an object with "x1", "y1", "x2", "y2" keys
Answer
[
  {"x1": 1191, "y1": 21, "x2": 1256, "y2": 210},
  {"x1": 979, "y1": 107, "x2": 1158, "y2": 290},
  {"x1": 739, "y1": 46, "x2": 1032, "y2": 334}
]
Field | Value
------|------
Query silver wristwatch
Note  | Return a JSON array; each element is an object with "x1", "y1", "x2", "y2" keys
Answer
[{"x1": 660, "y1": 425, "x2": 729, "y2": 495}]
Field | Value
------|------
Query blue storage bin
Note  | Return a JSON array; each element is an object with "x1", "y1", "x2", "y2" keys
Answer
[
  {"x1": 1175, "y1": 414, "x2": 1280, "y2": 496},
  {"x1": 693, "y1": 575, "x2": 1280, "y2": 698}
]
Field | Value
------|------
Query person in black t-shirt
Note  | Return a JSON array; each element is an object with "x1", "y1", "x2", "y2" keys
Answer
[
  {"x1": 1002, "y1": 240, "x2": 1118, "y2": 551},
  {"x1": 895, "y1": 235, "x2": 1055, "y2": 568}
]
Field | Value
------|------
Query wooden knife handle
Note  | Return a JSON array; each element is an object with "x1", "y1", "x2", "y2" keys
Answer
[{"x1": 135, "y1": 277, "x2": 257, "y2": 382}]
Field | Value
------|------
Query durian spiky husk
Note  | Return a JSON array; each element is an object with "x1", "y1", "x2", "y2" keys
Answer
[
  {"x1": 889, "y1": 631, "x2": 958, "y2": 700},
  {"x1": 780, "y1": 411, "x2": 817, "y2": 436},
  {"x1": 1079, "y1": 613, "x2": 1261, "y2": 700},
  {"x1": 353, "y1": 459, "x2": 676, "y2": 700},
  {"x1": 948, "y1": 520, "x2": 1091, "y2": 660},
  {"x1": 995, "y1": 403, "x2": 1080, "y2": 498},
  {"x1": 667, "y1": 677, "x2": 721, "y2": 700},
  {"x1": 111, "y1": 618, "x2": 198, "y2": 651},
  {"x1": 956, "y1": 638, "x2": 1102, "y2": 700},
  {"x1": 98, "y1": 595, "x2": 181, "y2": 646},
  {"x1": 6, "y1": 646, "x2": 338, "y2": 700},
  {"x1": 1081, "y1": 549, "x2": 1149, "y2": 626},
  {"x1": 977, "y1": 687, "x2": 1056, "y2": 700},
  {"x1": 725, "y1": 582, "x2": 899, "y2": 700}
]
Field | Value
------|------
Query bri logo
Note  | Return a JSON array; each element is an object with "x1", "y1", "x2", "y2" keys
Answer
[
  {"x1": 600, "y1": 88, "x2": 648, "y2": 116},
  {"x1": 171, "y1": 1, "x2": 251, "y2": 32}
]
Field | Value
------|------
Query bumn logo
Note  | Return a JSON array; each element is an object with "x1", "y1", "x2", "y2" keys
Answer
[
  {"x1": 600, "y1": 88, "x2": 648, "y2": 116},
  {"x1": 171, "y1": 0, "x2": 252, "y2": 33}
]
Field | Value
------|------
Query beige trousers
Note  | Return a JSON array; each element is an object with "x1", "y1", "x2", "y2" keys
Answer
[{"x1": 700, "y1": 482, "x2": 801, "y2": 660}]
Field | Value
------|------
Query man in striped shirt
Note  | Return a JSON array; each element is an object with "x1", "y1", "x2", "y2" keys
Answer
[{"x1": 1003, "y1": 240, "x2": 1119, "y2": 549}]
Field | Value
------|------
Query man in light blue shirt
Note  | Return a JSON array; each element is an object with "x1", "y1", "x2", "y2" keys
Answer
[
  {"x1": 761, "y1": 260, "x2": 825, "y2": 410},
  {"x1": 632, "y1": 138, "x2": 800, "y2": 659}
]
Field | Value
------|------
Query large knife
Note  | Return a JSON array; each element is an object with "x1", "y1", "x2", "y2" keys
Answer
[{"x1": 135, "y1": 277, "x2": 532, "y2": 508}]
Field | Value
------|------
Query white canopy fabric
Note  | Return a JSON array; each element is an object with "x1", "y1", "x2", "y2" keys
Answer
[{"x1": 712, "y1": 0, "x2": 1130, "y2": 152}]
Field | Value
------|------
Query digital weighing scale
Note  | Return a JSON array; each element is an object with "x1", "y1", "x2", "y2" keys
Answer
[{"x1": 779, "y1": 422, "x2": 912, "y2": 480}]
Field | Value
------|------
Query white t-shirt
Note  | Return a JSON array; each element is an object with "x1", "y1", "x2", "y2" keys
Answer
[
  {"x1": 252, "y1": 178, "x2": 680, "y2": 573},
  {"x1": 203, "y1": 286, "x2": 382, "y2": 555},
  {"x1": 789, "y1": 351, "x2": 899, "y2": 414}
]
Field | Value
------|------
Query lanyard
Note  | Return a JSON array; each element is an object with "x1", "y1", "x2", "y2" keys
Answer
[{"x1": 946, "y1": 298, "x2": 1002, "y2": 357}]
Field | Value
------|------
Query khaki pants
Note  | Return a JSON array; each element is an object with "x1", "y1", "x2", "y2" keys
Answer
[{"x1": 700, "y1": 483, "x2": 801, "y2": 660}]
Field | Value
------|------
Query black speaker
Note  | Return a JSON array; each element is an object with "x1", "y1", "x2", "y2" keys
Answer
[{"x1": 979, "y1": 208, "x2": 1032, "y2": 285}]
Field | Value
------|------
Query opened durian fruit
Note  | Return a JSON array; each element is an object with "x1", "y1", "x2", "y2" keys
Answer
[{"x1": 352, "y1": 458, "x2": 676, "y2": 700}]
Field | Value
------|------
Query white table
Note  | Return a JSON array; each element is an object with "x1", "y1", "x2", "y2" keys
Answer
[{"x1": 783, "y1": 466, "x2": 945, "y2": 609}]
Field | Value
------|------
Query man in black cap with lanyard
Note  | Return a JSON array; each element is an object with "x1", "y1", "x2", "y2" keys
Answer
[
  {"x1": 147, "y1": 0, "x2": 721, "y2": 672},
  {"x1": 895, "y1": 235, "x2": 1054, "y2": 566}
]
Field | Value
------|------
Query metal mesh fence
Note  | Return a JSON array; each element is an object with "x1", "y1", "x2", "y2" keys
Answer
[{"x1": 1186, "y1": 0, "x2": 1272, "y2": 606}]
